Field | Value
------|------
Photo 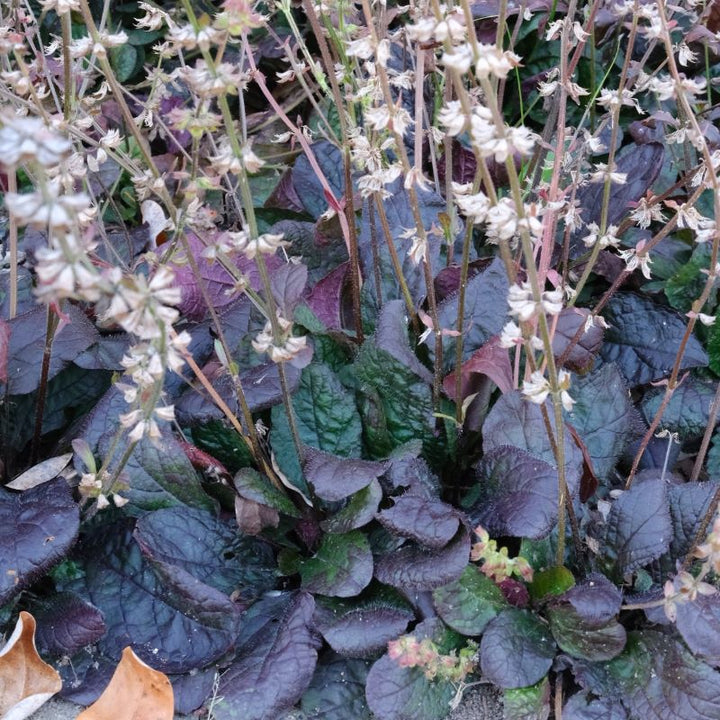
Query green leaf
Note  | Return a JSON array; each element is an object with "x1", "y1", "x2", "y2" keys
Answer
[
  {"x1": 354, "y1": 343, "x2": 438, "y2": 459},
  {"x1": 271, "y1": 363, "x2": 363, "y2": 493},
  {"x1": 190, "y1": 420, "x2": 254, "y2": 473},
  {"x1": 233, "y1": 468, "x2": 301, "y2": 518},
  {"x1": 665, "y1": 244, "x2": 713, "y2": 313},
  {"x1": 547, "y1": 604, "x2": 626, "y2": 661},
  {"x1": 109, "y1": 44, "x2": 138, "y2": 83},
  {"x1": 432, "y1": 565, "x2": 507, "y2": 636},
  {"x1": 529, "y1": 566, "x2": 576, "y2": 602},
  {"x1": 503, "y1": 677, "x2": 550, "y2": 720},
  {"x1": 320, "y1": 479, "x2": 383, "y2": 533},
  {"x1": 300, "y1": 531, "x2": 373, "y2": 598}
]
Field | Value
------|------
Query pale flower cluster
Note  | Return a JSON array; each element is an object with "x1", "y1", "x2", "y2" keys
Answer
[{"x1": 252, "y1": 313, "x2": 307, "y2": 364}]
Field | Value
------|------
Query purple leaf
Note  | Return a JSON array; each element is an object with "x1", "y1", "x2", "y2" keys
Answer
[
  {"x1": 319, "y1": 606, "x2": 414, "y2": 658},
  {"x1": 561, "y1": 574, "x2": 622, "y2": 627},
  {"x1": 67, "y1": 523, "x2": 241, "y2": 674},
  {"x1": 374, "y1": 527, "x2": 470, "y2": 591},
  {"x1": 474, "y1": 446, "x2": 562, "y2": 539},
  {"x1": 376, "y1": 492, "x2": 460, "y2": 549},
  {"x1": 306, "y1": 262, "x2": 349, "y2": 330},
  {"x1": 5, "y1": 304, "x2": 99, "y2": 395},
  {"x1": 365, "y1": 619, "x2": 456, "y2": 720},
  {"x1": 214, "y1": 592, "x2": 318, "y2": 720},
  {"x1": 304, "y1": 447, "x2": 387, "y2": 502},
  {"x1": 480, "y1": 609, "x2": 556, "y2": 689},
  {"x1": 553, "y1": 307, "x2": 604, "y2": 374},
  {"x1": 443, "y1": 336, "x2": 513, "y2": 400},
  {"x1": 604, "y1": 476, "x2": 671, "y2": 574},
  {"x1": 483, "y1": 390, "x2": 583, "y2": 490},
  {"x1": 0, "y1": 479, "x2": 79, "y2": 605},
  {"x1": 675, "y1": 593, "x2": 720, "y2": 666},
  {"x1": 270, "y1": 262, "x2": 308, "y2": 317},
  {"x1": 32, "y1": 592, "x2": 106, "y2": 656},
  {"x1": 600, "y1": 293, "x2": 707, "y2": 386}
]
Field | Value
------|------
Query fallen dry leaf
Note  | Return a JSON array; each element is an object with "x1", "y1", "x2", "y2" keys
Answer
[
  {"x1": 6, "y1": 453, "x2": 73, "y2": 491},
  {"x1": 0, "y1": 611, "x2": 62, "y2": 720},
  {"x1": 77, "y1": 647, "x2": 173, "y2": 720}
]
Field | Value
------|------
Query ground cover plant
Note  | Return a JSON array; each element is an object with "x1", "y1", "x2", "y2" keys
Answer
[{"x1": 1, "y1": 0, "x2": 720, "y2": 718}]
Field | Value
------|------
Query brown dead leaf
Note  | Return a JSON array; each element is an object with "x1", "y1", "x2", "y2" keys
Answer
[
  {"x1": 0, "y1": 611, "x2": 62, "y2": 720},
  {"x1": 77, "y1": 647, "x2": 173, "y2": 720}
]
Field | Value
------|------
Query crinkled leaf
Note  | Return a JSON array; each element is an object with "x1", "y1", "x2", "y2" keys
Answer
[
  {"x1": 301, "y1": 656, "x2": 372, "y2": 719},
  {"x1": 271, "y1": 363, "x2": 363, "y2": 492},
  {"x1": 667, "y1": 482, "x2": 719, "y2": 560},
  {"x1": 300, "y1": 530, "x2": 373, "y2": 598},
  {"x1": 319, "y1": 605, "x2": 414, "y2": 658},
  {"x1": 365, "y1": 619, "x2": 457, "y2": 720},
  {"x1": 0, "y1": 479, "x2": 79, "y2": 605},
  {"x1": 432, "y1": 565, "x2": 507, "y2": 636},
  {"x1": 665, "y1": 243, "x2": 713, "y2": 313},
  {"x1": 377, "y1": 492, "x2": 459, "y2": 549},
  {"x1": 603, "y1": 477, "x2": 671, "y2": 574},
  {"x1": 480, "y1": 609, "x2": 556, "y2": 689},
  {"x1": 503, "y1": 677, "x2": 550, "y2": 720},
  {"x1": 675, "y1": 593, "x2": 720, "y2": 666},
  {"x1": 107, "y1": 432, "x2": 216, "y2": 512},
  {"x1": 32, "y1": 593, "x2": 106, "y2": 657},
  {"x1": 641, "y1": 375, "x2": 718, "y2": 441},
  {"x1": 375, "y1": 527, "x2": 470, "y2": 591},
  {"x1": 5, "y1": 305, "x2": 99, "y2": 395},
  {"x1": 321, "y1": 479, "x2": 383, "y2": 533},
  {"x1": 572, "y1": 631, "x2": 720, "y2": 720},
  {"x1": 233, "y1": 467, "x2": 301, "y2": 518},
  {"x1": 76, "y1": 646, "x2": 173, "y2": 720},
  {"x1": 429, "y1": 257, "x2": 509, "y2": 371},
  {"x1": 79, "y1": 386, "x2": 215, "y2": 512},
  {"x1": 213, "y1": 592, "x2": 318, "y2": 720},
  {"x1": 304, "y1": 447, "x2": 386, "y2": 502},
  {"x1": 599, "y1": 293, "x2": 708, "y2": 386},
  {"x1": 0, "y1": 611, "x2": 62, "y2": 720},
  {"x1": 547, "y1": 603, "x2": 626, "y2": 661},
  {"x1": 566, "y1": 364, "x2": 634, "y2": 482},
  {"x1": 561, "y1": 574, "x2": 622, "y2": 626},
  {"x1": 483, "y1": 391, "x2": 582, "y2": 489},
  {"x1": 291, "y1": 141, "x2": 345, "y2": 220},
  {"x1": 355, "y1": 344, "x2": 438, "y2": 459},
  {"x1": 562, "y1": 692, "x2": 628, "y2": 720},
  {"x1": 134, "y1": 506, "x2": 276, "y2": 598},
  {"x1": 65, "y1": 524, "x2": 240, "y2": 674},
  {"x1": 474, "y1": 446, "x2": 564, "y2": 539},
  {"x1": 376, "y1": 300, "x2": 433, "y2": 383},
  {"x1": 190, "y1": 420, "x2": 254, "y2": 473}
]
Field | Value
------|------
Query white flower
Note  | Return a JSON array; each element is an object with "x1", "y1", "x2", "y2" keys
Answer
[
  {"x1": 474, "y1": 44, "x2": 520, "y2": 80},
  {"x1": 454, "y1": 191, "x2": 490, "y2": 224},
  {"x1": 442, "y1": 43, "x2": 473, "y2": 73},
  {"x1": 438, "y1": 101, "x2": 467, "y2": 137},
  {"x1": 39, "y1": 0, "x2": 80, "y2": 14},
  {"x1": 542, "y1": 287, "x2": 564, "y2": 315},
  {"x1": 507, "y1": 282, "x2": 536, "y2": 321},
  {"x1": 500, "y1": 321, "x2": 523, "y2": 348},
  {"x1": 5, "y1": 187, "x2": 91, "y2": 229},
  {"x1": 0, "y1": 116, "x2": 71, "y2": 168},
  {"x1": 523, "y1": 371, "x2": 550, "y2": 404}
]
